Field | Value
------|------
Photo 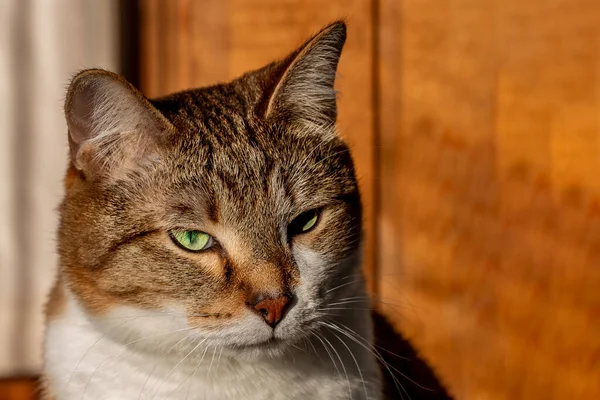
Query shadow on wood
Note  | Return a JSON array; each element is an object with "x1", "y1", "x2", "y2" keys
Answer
[{"x1": 373, "y1": 312, "x2": 453, "y2": 400}]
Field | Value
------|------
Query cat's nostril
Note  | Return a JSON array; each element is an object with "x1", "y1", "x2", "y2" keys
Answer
[{"x1": 248, "y1": 294, "x2": 292, "y2": 328}]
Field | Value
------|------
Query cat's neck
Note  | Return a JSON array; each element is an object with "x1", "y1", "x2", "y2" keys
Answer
[{"x1": 43, "y1": 283, "x2": 381, "y2": 400}]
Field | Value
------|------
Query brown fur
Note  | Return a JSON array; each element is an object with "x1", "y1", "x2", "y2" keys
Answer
[
  {"x1": 56, "y1": 22, "x2": 358, "y2": 330},
  {"x1": 45, "y1": 277, "x2": 67, "y2": 319}
]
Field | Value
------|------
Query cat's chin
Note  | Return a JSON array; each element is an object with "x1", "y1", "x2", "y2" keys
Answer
[{"x1": 224, "y1": 337, "x2": 297, "y2": 360}]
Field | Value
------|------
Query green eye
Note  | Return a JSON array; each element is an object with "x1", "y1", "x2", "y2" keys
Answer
[
  {"x1": 289, "y1": 209, "x2": 321, "y2": 237},
  {"x1": 170, "y1": 230, "x2": 213, "y2": 252},
  {"x1": 302, "y1": 213, "x2": 319, "y2": 232}
]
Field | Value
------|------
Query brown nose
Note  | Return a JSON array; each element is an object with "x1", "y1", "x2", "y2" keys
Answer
[{"x1": 248, "y1": 295, "x2": 292, "y2": 328}]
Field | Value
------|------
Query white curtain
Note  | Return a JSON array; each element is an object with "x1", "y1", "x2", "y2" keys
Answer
[{"x1": 0, "y1": 0, "x2": 119, "y2": 376}]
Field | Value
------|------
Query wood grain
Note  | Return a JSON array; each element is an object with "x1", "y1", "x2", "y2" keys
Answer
[
  {"x1": 0, "y1": 378, "x2": 37, "y2": 400},
  {"x1": 139, "y1": 0, "x2": 378, "y2": 291},
  {"x1": 378, "y1": 0, "x2": 600, "y2": 398}
]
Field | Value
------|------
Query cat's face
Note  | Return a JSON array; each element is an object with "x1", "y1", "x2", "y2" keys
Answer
[{"x1": 59, "y1": 22, "x2": 365, "y2": 357}]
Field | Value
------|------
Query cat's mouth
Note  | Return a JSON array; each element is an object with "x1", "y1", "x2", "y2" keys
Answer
[
  {"x1": 232, "y1": 337, "x2": 281, "y2": 350},
  {"x1": 228, "y1": 335, "x2": 298, "y2": 354}
]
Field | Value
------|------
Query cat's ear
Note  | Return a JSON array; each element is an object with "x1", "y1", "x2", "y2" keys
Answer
[
  {"x1": 264, "y1": 21, "x2": 346, "y2": 127},
  {"x1": 65, "y1": 69, "x2": 172, "y2": 180}
]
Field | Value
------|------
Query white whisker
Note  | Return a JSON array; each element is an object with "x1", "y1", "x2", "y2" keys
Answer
[
  {"x1": 63, "y1": 319, "x2": 131, "y2": 394},
  {"x1": 323, "y1": 324, "x2": 369, "y2": 400},
  {"x1": 137, "y1": 332, "x2": 194, "y2": 399},
  {"x1": 151, "y1": 337, "x2": 207, "y2": 399},
  {"x1": 318, "y1": 331, "x2": 353, "y2": 399}
]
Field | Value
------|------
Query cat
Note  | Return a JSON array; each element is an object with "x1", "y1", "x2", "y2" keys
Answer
[{"x1": 42, "y1": 21, "x2": 451, "y2": 400}]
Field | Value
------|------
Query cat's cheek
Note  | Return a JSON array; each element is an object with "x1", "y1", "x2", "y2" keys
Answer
[
  {"x1": 292, "y1": 244, "x2": 329, "y2": 290},
  {"x1": 183, "y1": 296, "x2": 248, "y2": 328},
  {"x1": 287, "y1": 245, "x2": 329, "y2": 318}
]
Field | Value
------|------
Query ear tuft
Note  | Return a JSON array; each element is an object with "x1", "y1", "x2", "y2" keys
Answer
[
  {"x1": 65, "y1": 69, "x2": 171, "y2": 180},
  {"x1": 265, "y1": 21, "x2": 347, "y2": 127}
]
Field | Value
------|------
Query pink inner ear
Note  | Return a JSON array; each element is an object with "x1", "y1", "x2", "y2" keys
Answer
[
  {"x1": 67, "y1": 84, "x2": 97, "y2": 166},
  {"x1": 63, "y1": 70, "x2": 171, "y2": 179}
]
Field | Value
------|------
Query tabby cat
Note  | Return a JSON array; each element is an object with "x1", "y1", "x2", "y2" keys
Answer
[{"x1": 42, "y1": 21, "x2": 450, "y2": 400}]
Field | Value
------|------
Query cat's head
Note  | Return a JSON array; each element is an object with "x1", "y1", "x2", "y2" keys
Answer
[{"x1": 58, "y1": 21, "x2": 367, "y2": 358}]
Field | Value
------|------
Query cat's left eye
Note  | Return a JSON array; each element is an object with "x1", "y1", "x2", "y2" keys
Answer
[
  {"x1": 170, "y1": 230, "x2": 214, "y2": 252},
  {"x1": 289, "y1": 209, "x2": 321, "y2": 237}
]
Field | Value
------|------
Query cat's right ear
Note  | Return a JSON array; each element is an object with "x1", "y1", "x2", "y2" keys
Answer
[{"x1": 65, "y1": 69, "x2": 173, "y2": 181}]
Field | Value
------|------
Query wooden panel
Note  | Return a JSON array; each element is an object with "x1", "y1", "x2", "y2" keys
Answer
[
  {"x1": 139, "y1": 0, "x2": 377, "y2": 291},
  {"x1": 0, "y1": 378, "x2": 37, "y2": 400},
  {"x1": 378, "y1": 0, "x2": 600, "y2": 398}
]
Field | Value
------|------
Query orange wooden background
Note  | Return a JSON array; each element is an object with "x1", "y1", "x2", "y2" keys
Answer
[
  {"x1": 378, "y1": 0, "x2": 600, "y2": 398},
  {"x1": 0, "y1": 379, "x2": 37, "y2": 400},
  {"x1": 138, "y1": 0, "x2": 600, "y2": 399}
]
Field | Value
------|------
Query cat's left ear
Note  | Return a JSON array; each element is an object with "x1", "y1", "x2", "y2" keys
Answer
[{"x1": 264, "y1": 21, "x2": 346, "y2": 127}]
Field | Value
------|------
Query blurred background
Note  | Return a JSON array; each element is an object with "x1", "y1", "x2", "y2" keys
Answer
[{"x1": 1, "y1": 0, "x2": 599, "y2": 399}]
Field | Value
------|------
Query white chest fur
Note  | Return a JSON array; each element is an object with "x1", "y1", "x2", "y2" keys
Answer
[{"x1": 44, "y1": 293, "x2": 381, "y2": 400}]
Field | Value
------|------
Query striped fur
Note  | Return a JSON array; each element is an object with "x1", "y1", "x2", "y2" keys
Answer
[{"x1": 43, "y1": 21, "x2": 382, "y2": 399}]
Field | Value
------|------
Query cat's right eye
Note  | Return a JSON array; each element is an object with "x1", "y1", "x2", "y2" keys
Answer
[
  {"x1": 170, "y1": 230, "x2": 214, "y2": 252},
  {"x1": 288, "y1": 208, "x2": 322, "y2": 237}
]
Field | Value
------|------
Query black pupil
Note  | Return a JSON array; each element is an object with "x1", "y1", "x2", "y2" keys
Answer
[{"x1": 289, "y1": 209, "x2": 319, "y2": 236}]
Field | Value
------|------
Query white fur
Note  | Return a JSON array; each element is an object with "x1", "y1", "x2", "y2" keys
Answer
[{"x1": 45, "y1": 251, "x2": 381, "y2": 400}]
